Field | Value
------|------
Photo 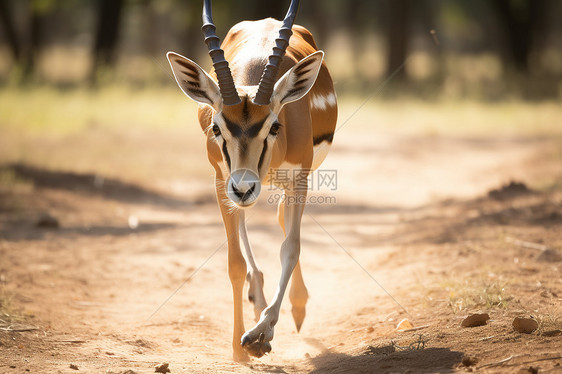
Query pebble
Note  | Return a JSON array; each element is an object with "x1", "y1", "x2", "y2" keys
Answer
[
  {"x1": 35, "y1": 213, "x2": 60, "y2": 228},
  {"x1": 396, "y1": 318, "x2": 414, "y2": 330},
  {"x1": 512, "y1": 317, "x2": 538, "y2": 333},
  {"x1": 461, "y1": 313, "x2": 489, "y2": 327},
  {"x1": 155, "y1": 362, "x2": 171, "y2": 373}
]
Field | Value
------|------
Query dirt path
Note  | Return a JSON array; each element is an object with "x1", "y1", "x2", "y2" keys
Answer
[{"x1": 1, "y1": 129, "x2": 561, "y2": 373}]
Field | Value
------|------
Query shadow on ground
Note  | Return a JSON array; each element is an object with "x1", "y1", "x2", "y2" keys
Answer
[
  {"x1": 2, "y1": 163, "x2": 199, "y2": 207},
  {"x1": 308, "y1": 346, "x2": 464, "y2": 373}
]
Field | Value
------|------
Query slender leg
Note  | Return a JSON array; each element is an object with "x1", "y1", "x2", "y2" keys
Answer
[
  {"x1": 216, "y1": 183, "x2": 248, "y2": 362},
  {"x1": 278, "y1": 195, "x2": 308, "y2": 332},
  {"x1": 241, "y1": 187, "x2": 307, "y2": 357},
  {"x1": 239, "y1": 209, "x2": 268, "y2": 321},
  {"x1": 289, "y1": 261, "x2": 308, "y2": 332}
]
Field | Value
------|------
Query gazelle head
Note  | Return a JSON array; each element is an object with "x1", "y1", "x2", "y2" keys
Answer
[{"x1": 167, "y1": 0, "x2": 323, "y2": 208}]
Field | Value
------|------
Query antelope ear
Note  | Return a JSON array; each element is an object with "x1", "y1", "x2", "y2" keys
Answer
[
  {"x1": 167, "y1": 51, "x2": 221, "y2": 109},
  {"x1": 271, "y1": 50, "x2": 324, "y2": 109}
]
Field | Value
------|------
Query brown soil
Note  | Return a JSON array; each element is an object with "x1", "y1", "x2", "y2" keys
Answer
[{"x1": 1, "y1": 130, "x2": 561, "y2": 373}]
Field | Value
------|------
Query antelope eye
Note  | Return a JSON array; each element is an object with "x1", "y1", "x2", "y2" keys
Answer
[
  {"x1": 212, "y1": 124, "x2": 221, "y2": 137},
  {"x1": 269, "y1": 122, "x2": 281, "y2": 136}
]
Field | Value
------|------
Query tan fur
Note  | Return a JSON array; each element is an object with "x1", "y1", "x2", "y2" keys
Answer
[
  {"x1": 199, "y1": 19, "x2": 337, "y2": 172},
  {"x1": 185, "y1": 17, "x2": 338, "y2": 361}
]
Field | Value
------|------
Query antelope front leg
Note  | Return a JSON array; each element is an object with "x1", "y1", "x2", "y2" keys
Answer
[
  {"x1": 279, "y1": 195, "x2": 308, "y2": 332},
  {"x1": 239, "y1": 210, "x2": 268, "y2": 321},
  {"x1": 241, "y1": 189, "x2": 306, "y2": 357},
  {"x1": 216, "y1": 188, "x2": 249, "y2": 362}
]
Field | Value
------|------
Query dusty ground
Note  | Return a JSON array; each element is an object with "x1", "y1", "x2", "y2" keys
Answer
[{"x1": 1, "y1": 98, "x2": 561, "y2": 373}]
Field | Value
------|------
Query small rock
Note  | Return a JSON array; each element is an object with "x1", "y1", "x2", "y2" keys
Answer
[
  {"x1": 488, "y1": 181, "x2": 531, "y2": 200},
  {"x1": 461, "y1": 356, "x2": 478, "y2": 367},
  {"x1": 461, "y1": 313, "x2": 490, "y2": 327},
  {"x1": 366, "y1": 326, "x2": 374, "y2": 333},
  {"x1": 512, "y1": 317, "x2": 538, "y2": 334},
  {"x1": 36, "y1": 213, "x2": 59, "y2": 229},
  {"x1": 536, "y1": 248, "x2": 562, "y2": 262},
  {"x1": 541, "y1": 329, "x2": 561, "y2": 337},
  {"x1": 70, "y1": 364, "x2": 79, "y2": 370},
  {"x1": 155, "y1": 362, "x2": 170, "y2": 373},
  {"x1": 518, "y1": 366, "x2": 539, "y2": 374},
  {"x1": 396, "y1": 318, "x2": 414, "y2": 330}
]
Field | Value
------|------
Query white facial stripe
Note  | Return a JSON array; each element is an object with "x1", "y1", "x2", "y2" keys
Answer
[{"x1": 310, "y1": 92, "x2": 337, "y2": 111}]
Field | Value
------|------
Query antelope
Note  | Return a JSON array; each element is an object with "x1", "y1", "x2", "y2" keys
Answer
[{"x1": 167, "y1": 0, "x2": 337, "y2": 361}]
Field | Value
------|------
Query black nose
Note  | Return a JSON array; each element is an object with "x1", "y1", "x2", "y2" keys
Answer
[{"x1": 232, "y1": 183, "x2": 256, "y2": 201}]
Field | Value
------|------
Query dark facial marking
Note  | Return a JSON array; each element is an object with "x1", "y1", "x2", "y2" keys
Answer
[
  {"x1": 242, "y1": 97, "x2": 250, "y2": 122},
  {"x1": 222, "y1": 141, "x2": 231, "y2": 170},
  {"x1": 246, "y1": 119, "x2": 267, "y2": 137},
  {"x1": 239, "y1": 139, "x2": 249, "y2": 155},
  {"x1": 223, "y1": 115, "x2": 243, "y2": 137},
  {"x1": 222, "y1": 114, "x2": 268, "y2": 138},
  {"x1": 313, "y1": 132, "x2": 334, "y2": 145},
  {"x1": 258, "y1": 137, "x2": 268, "y2": 171}
]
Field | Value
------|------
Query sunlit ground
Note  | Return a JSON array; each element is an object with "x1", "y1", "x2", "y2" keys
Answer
[{"x1": 1, "y1": 85, "x2": 561, "y2": 373}]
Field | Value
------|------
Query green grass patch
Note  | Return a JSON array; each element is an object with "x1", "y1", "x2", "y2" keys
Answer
[
  {"x1": 442, "y1": 278, "x2": 511, "y2": 312},
  {"x1": 0, "y1": 85, "x2": 199, "y2": 135},
  {"x1": 337, "y1": 96, "x2": 562, "y2": 137}
]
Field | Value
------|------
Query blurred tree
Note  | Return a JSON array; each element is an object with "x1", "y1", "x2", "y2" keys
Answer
[
  {"x1": 491, "y1": 0, "x2": 548, "y2": 73},
  {"x1": 247, "y1": 0, "x2": 285, "y2": 20},
  {"x1": 22, "y1": 0, "x2": 46, "y2": 79},
  {"x1": 385, "y1": 0, "x2": 411, "y2": 81},
  {"x1": 0, "y1": 0, "x2": 54, "y2": 80},
  {"x1": 91, "y1": 0, "x2": 125, "y2": 82},
  {"x1": 0, "y1": 0, "x2": 20, "y2": 62}
]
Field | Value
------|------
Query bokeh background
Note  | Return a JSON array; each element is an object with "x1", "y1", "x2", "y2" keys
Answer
[{"x1": 1, "y1": 0, "x2": 561, "y2": 98}]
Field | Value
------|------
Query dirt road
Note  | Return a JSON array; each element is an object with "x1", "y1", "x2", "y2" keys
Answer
[{"x1": 1, "y1": 119, "x2": 561, "y2": 373}]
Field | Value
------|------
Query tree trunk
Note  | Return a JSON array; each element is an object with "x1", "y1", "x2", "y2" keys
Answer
[
  {"x1": 91, "y1": 0, "x2": 125, "y2": 82},
  {"x1": 0, "y1": 0, "x2": 21, "y2": 62},
  {"x1": 386, "y1": 0, "x2": 410, "y2": 81},
  {"x1": 22, "y1": 2, "x2": 43, "y2": 79},
  {"x1": 492, "y1": 0, "x2": 548, "y2": 73}
]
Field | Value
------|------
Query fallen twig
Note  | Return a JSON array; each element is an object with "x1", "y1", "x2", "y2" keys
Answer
[
  {"x1": 0, "y1": 325, "x2": 39, "y2": 332},
  {"x1": 477, "y1": 355, "x2": 524, "y2": 369},
  {"x1": 503, "y1": 355, "x2": 562, "y2": 367},
  {"x1": 505, "y1": 237, "x2": 549, "y2": 251},
  {"x1": 477, "y1": 355, "x2": 516, "y2": 369},
  {"x1": 479, "y1": 335, "x2": 495, "y2": 341},
  {"x1": 399, "y1": 324, "x2": 430, "y2": 332}
]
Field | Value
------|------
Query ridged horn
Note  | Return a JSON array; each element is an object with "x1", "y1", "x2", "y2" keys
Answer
[
  {"x1": 253, "y1": 0, "x2": 300, "y2": 105},
  {"x1": 202, "y1": 0, "x2": 241, "y2": 105}
]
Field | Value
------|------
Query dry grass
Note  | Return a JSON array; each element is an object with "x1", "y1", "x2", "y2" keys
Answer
[
  {"x1": 1, "y1": 85, "x2": 562, "y2": 189},
  {"x1": 442, "y1": 278, "x2": 512, "y2": 312}
]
